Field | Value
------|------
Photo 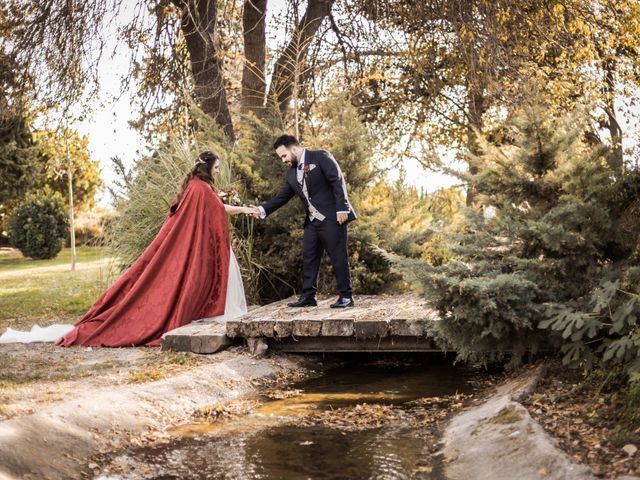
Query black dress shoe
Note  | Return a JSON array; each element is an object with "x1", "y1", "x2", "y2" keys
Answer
[
  {"x1": 330, "y1": 296, "x2": 355, "y2": 308},
  {"x1": 287, "y1": 296, "x2": 318, "y2": 307}
]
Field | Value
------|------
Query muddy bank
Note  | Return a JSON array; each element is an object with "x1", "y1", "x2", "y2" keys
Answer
[
  {"x1": 0, "y1": 346, "x2": 312, "y2": 480},
  {"x1": 441, "y1": 365, "x2": 628, "y2": 480}
]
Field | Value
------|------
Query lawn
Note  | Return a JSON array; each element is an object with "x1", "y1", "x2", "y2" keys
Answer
[{"x1": 0, "y1": 247, "x2": 117, "y2": 332}]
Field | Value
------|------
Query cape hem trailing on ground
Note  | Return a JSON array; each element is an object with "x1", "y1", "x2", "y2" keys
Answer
[{"x1": 57, "y1": 178, "x2": 230, "y2": 347}]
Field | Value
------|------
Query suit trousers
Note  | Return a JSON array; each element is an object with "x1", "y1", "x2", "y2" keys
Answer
[{"x1": 301, "y1": 218, "x2": 352, "y2": 298}]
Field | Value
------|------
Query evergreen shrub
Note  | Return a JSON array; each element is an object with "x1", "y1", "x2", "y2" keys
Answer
[
  {"x1": 9, "y1": 191, "x2": 68, "y2": 259},
  {"x1": 421, "y1": 106, "x2": 629, "y2": 367}
]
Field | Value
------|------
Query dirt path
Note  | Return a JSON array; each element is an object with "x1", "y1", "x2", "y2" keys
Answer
[
  {"x1": 0, "y1": 344, "x2": 207, "y2": 419},
  {"x1": 0, "y1": 344, "x2": 312, "y2": 480}
]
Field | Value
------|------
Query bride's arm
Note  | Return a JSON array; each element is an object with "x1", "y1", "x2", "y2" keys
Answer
[{"x1": 224, "y1": 204, "x2": 251, "y2": 216}]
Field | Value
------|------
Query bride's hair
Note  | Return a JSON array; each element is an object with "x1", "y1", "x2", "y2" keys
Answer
[{"x1": 170, "y1": 151, "x2": 219, "y2": 214}]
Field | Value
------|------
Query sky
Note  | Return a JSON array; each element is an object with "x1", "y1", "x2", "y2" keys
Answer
[{"x1": 62, "y1": 0, "x2": 458, "y2": 208}]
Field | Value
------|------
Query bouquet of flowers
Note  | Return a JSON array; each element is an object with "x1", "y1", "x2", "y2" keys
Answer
[{"x1": 218, "y1": 188, "x2": 244, "y2": 206}]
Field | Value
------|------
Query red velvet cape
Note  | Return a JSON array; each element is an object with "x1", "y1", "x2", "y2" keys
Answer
[{"x1": 57, "y1": 179, "x2": 230, "y2": 347}]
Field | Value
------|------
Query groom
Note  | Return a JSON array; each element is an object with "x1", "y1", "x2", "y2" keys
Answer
[{"x1": 250, "y1": 134, "x2": 356, "y2": 308}]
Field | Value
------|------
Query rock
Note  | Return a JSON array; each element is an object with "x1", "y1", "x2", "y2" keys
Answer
[
  {"x1": 354, "y1": 320, "x2": 389, "y2": 339},
  {"x1": 292, "y1": 320, "x2": 322, "y2": 336},
  {"x1": 321, "y1": 319, "x2": 354, "y2": 336},
  {"x1": 247, "y1": 337, "x2": 268, "y2": 356},
  {"x1": 622, "y1": 443, "x2": 638, "y2": 457},
  {"x1": 273, "y1": 320, "x2": 293, "y2": 338},
  {"x1": 442, "y1": 365, "x2": 597, "y2": 480}
]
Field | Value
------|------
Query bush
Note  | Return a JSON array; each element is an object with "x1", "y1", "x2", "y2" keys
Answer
[
  {"x1": 105, "y1": 123, "x2": 238, "y2": 270},
  {"x1": 418, "y1": 106, "x2": 640, "y2": 379},
  {"x1": 420, "y1": 106, "x2": 618, "y2": 366},
  {"x1": 8, "y1": 191, "x2": 68, "y2": 259},
  {"x1": 69, "y1": 208, "x2": 113, "y2": 247},
  {"x1": 108, "y1": 99, "x2": 404, "y2": 304}
]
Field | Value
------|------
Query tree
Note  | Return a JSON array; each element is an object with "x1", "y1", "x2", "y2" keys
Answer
[
  {"x1": 337, "y1": 0, "x2": 640, "y2": 199},
  {"x1": 241, "y1": 0, "x2": 267, "y2": 116},
  {"x1": 33, "y1": 128, "x2": 103, "y2": 212},
  {"x1": 2, "y1": 0, "x2": 338, "y2": 141},
  {"x1": 0, "y1": 48, "x2": 40, "y2": 239},
  {"x1": 0, "y1": 113, "x2": 36, "y2": 207},
  {"x1": 267, "y1": 0, "x2": 335, "y2": 119},
  {"x1": 172, "y1": 0, "x2": 235, "y2": 140},
  {"x1": 421, "y1": 106, "x2": 619, "y2": 366},
  {"x1": 360, "y1": 180, "x2": 463, "y2": 263}
]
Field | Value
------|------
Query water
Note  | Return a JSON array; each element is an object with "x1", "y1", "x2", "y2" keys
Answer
[{"x1": 95, "y1": 358, "x2": 481, "y2": 480}]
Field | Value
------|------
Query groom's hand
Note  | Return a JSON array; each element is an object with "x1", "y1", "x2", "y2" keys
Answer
[
  {"x1": 337, "y1": 212, "x2": 348, "y2": 224},
  {"x1": 248, "y1": 206, "x2": 261, "y2": 219}
]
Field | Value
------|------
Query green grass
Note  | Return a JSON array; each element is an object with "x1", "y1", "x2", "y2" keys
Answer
[
  {"x1": 0, "y1": 247, "x2": 117, "y2": 330},
  {"x1": 0, "y1": 246, "x2": 107, "y2": 272}
]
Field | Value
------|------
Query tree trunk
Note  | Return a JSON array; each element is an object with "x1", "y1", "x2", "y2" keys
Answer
[
  {"x1": 241, "y1": 0, "x2": 267, "y2": 116},
  {"x1": 176, "y1": 0, "x2": 235, "y2": 141},
  {"x1": 457, "y1": 0, "x2": 486, "y2": 207},
  {"x1": 64, "y1": 129, "x2": 76, "y2": 272},
  {"x1": 267, "y1": 0, "x2": 335, "y2": 119},
  {"x1": 603, "y1": 59, "x2": 623, "y2": 176},
  {"x1": 465, "y1": 87, "x2": 486, "y2": 207}
]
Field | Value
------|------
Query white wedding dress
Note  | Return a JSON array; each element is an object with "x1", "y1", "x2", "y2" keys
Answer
[
  {"x1": 0, "y1": 247, "x2": 248, "y2": 344},
  {"x1": 206, "y1": 247, "x2": 248, "y2": 322}
]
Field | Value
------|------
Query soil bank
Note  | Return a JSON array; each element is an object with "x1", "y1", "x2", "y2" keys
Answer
[{"x1": 0, "y1": 346, "x2": 312, "y2": 480}]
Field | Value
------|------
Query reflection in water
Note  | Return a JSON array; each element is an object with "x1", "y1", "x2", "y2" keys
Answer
[{"x1": 96, "y1": 359, "x2": 476, "y2": 480}]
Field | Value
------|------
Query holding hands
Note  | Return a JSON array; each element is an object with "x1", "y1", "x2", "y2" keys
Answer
[
  {"x1": 234, "y1": 206, "x2": 261, "y2": 218},
  {"x1": 248, "y1": 205, "x2": 261, "y2": 219},
  {"x1": 219, "y1": 189, "x2": 260, "y2": 218},
  {"x1": 222, "y1": 204, "x2": 261, "y2": 218},
  {"x1": 244, "y1": 206, "x2": 261, "y2": 219}
]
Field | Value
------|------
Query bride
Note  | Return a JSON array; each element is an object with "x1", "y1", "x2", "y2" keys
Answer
[{"x1": 1, "y1": 151, "x2": 252, "y2": 346}]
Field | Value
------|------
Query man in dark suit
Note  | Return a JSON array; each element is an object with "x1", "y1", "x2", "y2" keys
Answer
[{"x1": 250, "y1": 134, "x2": 356, "y2": 308}]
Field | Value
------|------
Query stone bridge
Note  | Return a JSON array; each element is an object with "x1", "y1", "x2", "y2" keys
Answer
[{"x1": 161, "y1": 294, "x2": 441, "y2": 355}]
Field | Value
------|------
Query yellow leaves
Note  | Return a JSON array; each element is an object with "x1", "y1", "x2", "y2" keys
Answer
[
  {"x1": 496, "y1": 10, "x2": 510, "y2": 25},
  {"x1": 127, "y1": 368, "x2": 167, "y2": 383},
  {"x1": 300, "y1": 403, "x2": 396, "y2": 431},
  {"x1": 353, "y1": 72, "x2": 386, "y2": 88},
  {"x1": 573, "y1": 45, "x2": 597, "y2": 63},
  {"x1": 33, "y1": 128, "x2": 92, "y2": 178},
  {"x1": 193, "y1": 399, "x2": 259, "y2": 422},
  {"x1": 552, "y1": 3, "x2": 565, "y2": 19},
  {"x1": 568, "y1": 18, "x2": 590, "y2": 36},
  {"x1": 458, "y1": 25, "x2": 474, "y2": 42},
  {"x1": 217, "y1": 50, "x2": 242, "y2": 61}
]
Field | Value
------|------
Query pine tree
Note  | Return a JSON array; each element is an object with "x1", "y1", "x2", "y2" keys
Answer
[{"x1": 421, "y1": 106, "x2": 617, "y2": 365}]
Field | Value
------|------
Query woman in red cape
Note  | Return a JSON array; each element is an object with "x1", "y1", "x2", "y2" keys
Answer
[{"x1": 56, "y1": 151, "x2": 253, "y2": 347}]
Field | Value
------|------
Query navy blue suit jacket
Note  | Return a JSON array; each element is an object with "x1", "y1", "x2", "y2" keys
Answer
[{"x1": 260, "y1": 149, "x2": 357, "y2": 226}]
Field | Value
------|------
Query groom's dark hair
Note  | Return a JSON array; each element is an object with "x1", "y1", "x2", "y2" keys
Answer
[{"x1": 273, "y1": 134, "x2": 299, "y2": 150}]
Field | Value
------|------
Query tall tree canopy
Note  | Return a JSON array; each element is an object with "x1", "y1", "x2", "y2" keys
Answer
[{"x1": 1, "y1": 0, "x2": 338, "y2": 141}]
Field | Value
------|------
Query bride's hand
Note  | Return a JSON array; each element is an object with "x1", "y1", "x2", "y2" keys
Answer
[{"x1": 243, "y1": 206, "x2": 261, "y2": 218}]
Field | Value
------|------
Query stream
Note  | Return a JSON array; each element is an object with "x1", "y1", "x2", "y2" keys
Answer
[{"x1": 95, "y1": 356, "x2": 488, "y2": 480}]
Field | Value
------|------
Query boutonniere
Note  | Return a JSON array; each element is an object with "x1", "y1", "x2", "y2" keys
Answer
[{"x1": 303, "y1": 164, "x2": 317, "y2": 176}]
